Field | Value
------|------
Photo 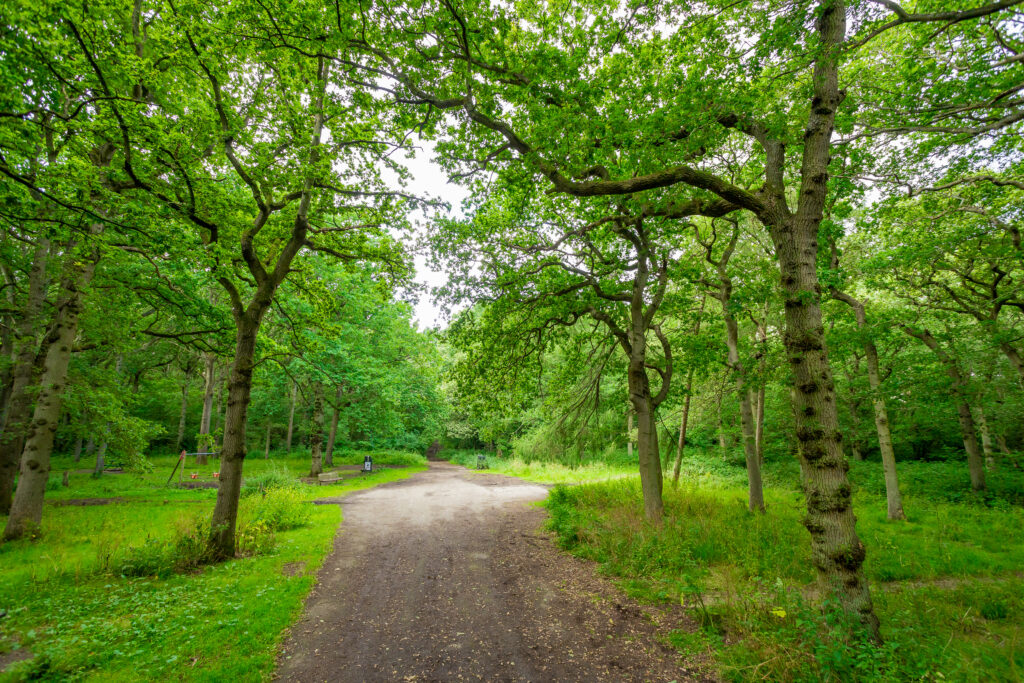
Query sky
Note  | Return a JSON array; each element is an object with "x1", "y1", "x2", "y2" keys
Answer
[{"x1": 399, "y1": 143, "x2": 471, "y2": 330}]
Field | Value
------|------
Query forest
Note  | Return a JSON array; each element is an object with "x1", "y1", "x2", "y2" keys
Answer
[{"x1": 0, "y1": 0, "x2": 1022, "y2": 680}]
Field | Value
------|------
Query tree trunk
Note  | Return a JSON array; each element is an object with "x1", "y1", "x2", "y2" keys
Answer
[
  {"x1": 175, "y1": 379, "x2": 189, "y2": 452},
  {"x1": 4, "y1": 242, "x2": 97, "y2": 540},
  {"x1": 998, "y1": 342, "x2": 1024, "y2": 384},
  {"x1": 197, "y1": 353, "x2": 215, "y2": 465},
  {"x1": 902, "y1": 326, "x2": 985, "y2": 491},
  {"x1": 975, "y1": 407, "x2": 995, "y2": 469},
  {"x1": 93, "y1": 439, "x2": 108, "y2": 476},
  {"x1": 72, "y1": 435, "x2": 84, "y2": 463},
  {"x1": 325, "y1": 386, "x2": 342, "y2": 468},
  {"x1": 209, "y1": 314, "x2": 261, "y2": 559},
  {"x1": 671, "y1": 369, "x2": 694, "y2": 485},
  {"x1": 626, "y1": 408, "x2": 633, "y2": 460},
  {"x1": 308, "y1": 383, "x2": 325, "y2": 477},
  {"x1": 767, "y1": 212, "x2": 877, "y2": 634},
  {"x1": 628, "y1": 361, "x2": 663, "y2": 523},
  {"x1": 264, "y1": 420, "x2": 271, "y2": 458},
  {"x1": 722, "y1": 301, "x2": 764, "y2": 512},
  {"x1": 286, "y1": 379, "x2": 298, "y2": 453},
  {"x1": 0, "y1": 235, "x2": 50, "y2": 514},
  {"x1": 832, "y1": 292, "x2": 905, "y2": 520}
]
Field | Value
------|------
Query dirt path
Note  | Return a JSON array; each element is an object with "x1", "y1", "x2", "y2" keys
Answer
[{"x1": 276, "y1": 462, "x2": 708, "y2": 682}]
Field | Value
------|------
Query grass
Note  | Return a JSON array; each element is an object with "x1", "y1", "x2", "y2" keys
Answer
[
  {"x1": 0, "y1": 449, "x2": 425, "y2": 681},
  {"x1": 535, "y1": 450, "x2": 1024, "y2": 682},
  {"x1": 446, "y1": 449, "x2": 636, "y2": 484}
]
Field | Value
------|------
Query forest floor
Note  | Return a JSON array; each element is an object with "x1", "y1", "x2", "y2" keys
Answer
[{"x1": 276, "y1": 462, "x2": 710, "y2": 682}]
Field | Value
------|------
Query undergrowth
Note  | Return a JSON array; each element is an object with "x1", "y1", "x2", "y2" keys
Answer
[{"x1": 542, "y1": 452, "x2": 1024, "y2": 682}]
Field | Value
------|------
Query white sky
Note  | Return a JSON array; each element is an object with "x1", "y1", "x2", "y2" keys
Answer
[{"x1": 400, "y1": 142, "x2": 470, "y2": 330}]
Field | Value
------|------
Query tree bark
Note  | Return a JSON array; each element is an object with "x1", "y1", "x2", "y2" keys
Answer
[
  {"x1": 325, "y1": 385, "x2": 342, "y2": 467},
  {"x1": 626, "y1": 408, "x2": 633, "y2": 460},
  {"x1": 286, "y1": 379, "x2": 298, "y2": 453},
  {"x1": 831, "y1": 291, "x2": 905, "y2": 520},
  {"x1": 175, "y1": 379, "x2": 189, "y2": 452},
  {"x1": 671, "y1": 369, "x2": 694, "y2": 485},
  {"x1": 93, "y1": 438, "x2": 108, "y2": 476},
  {"x1": 264, "y1": 420, "x2": 271, "y2": 458},
  {"x1": 628, "y1": 359, "x2": 663, "y2": 523},
  {"x1": 209, "y1": 314, "x2": 260, "y2": 558},
  {"x1": 0, "y1": 235, "x2": 50, "y2": 514},
  {"x1": 4, "y1": 239, "x2": 97, "y2": 540},
  {"x1": 197, "y1": 353, "x2": 215, "y2": 465},
  {"x1": 974, "y1": 406, "x2": 996, "y2": 469},
  {"x1": 72, "y1": 435, "x2": 84, "y2": 463},
  {"x1": 308, "y1": 383, "x2": 325, "y2": 477},
  {"x1": 901, "y1": 326, "x2": 986, "y2": 491}
]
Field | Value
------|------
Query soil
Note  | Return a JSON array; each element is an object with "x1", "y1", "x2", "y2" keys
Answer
[
  {"x1": 0, "y1": 646, "x2": 32, "y2": 673},
  {"x1": 276, "y1": 462, "x2": 710, "y2": 682}
]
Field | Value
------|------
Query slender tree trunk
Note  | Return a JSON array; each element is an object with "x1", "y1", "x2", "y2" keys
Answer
[
  {"x1": 308, "y1": 383, "x2": 324, "y2": 478},
  {"x1": 286, "y1": 380, "x2": 298, "y2": 453},
  {"x1": 325, "y1": 386, "x2": 342, "y2": 468},
  {"x1": 832, "y1": 291, "x2": 905, "y2": 520},
  {"x1": 264, "y1": 420, "x2": 271, "y2": 458},
  {"x1": 72, "y1": 435, "x2": 84, "y2": 463},
  {"x1": 175, "y1": 379, "x2": 189, "y2": 452},
  {"x1": 902, "y1": 326, "x2": 985, "y2": 491},
  {"x1": 672, "y1": 368, "x2": 694, "y2": 485},
  {"x1": 974, "y1": 407, "x2": 996, "y2": 469},
  {"x1": 198, "y1": 353, "x2": 215, "y2": 465},
  {"x1": 722, "y1": 304, "x2": 764, "y2": 512},
  {"x1": 672, "y1": 294, "x2": 706, "y2": 484},
  {"x1": 0, "y1": 236, "x2": 50, "y2": 514},
  {"x1": 628, "y1": 360, "x2": 663, "y2": 523},
  {"x1": 93, "y1": 438, "x2": 108, "y2": 476},
  {"x1": 626, "y1": 408, "x2": 633, "y2": 460},
  {"x1": 4, "y1": 242, "x2": 97, "y2": 540}
]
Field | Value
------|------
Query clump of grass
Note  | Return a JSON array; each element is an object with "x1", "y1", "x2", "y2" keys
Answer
[{"x1": 241, "y1": 462, "x2": 297, "y2": 495}]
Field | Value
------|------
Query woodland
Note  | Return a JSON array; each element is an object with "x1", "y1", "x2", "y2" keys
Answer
[{"x1": 0, "y1": 0, "x2": 1022, "y2": 680}]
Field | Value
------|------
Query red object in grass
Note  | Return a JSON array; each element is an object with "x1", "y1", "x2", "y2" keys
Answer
[
  {"x1": 212, "y1": 472, "x2": 219, "y2": 478},
  {"x1": 191, "y1": 473, "x2": 198, "y2": 480}
]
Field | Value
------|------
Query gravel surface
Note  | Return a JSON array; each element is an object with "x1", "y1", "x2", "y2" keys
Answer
[{"x1": 276, "y1": 462, "x2": 710, "y2": 682}]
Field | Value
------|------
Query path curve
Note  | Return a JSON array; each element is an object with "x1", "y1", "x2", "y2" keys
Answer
[{"x1": 276, "y1": 462, "x2": 707, "y2": 682}]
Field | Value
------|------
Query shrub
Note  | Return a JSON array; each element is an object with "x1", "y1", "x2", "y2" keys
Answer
[
  {"x1": 244, "y1": 486, "x2": 312, "y2": 532},
  {"x1": 241, "y1": 463, "x2": 296, "y2": 496}
]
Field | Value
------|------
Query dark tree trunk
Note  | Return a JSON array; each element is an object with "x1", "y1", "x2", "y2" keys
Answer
[
  {"x1": 308, "y1": 383, "x2": 325, "y2": 477},
  {"x1": 175, "y1": 379, "x2": 189, "y2": 452},
  {"x1": 671, "y1": 369, "x2": 694, "y2": 485},
  {"x1": 198, "y1": 353, "x2": 216, "y2": 465},
  {"x1": 325, "y1": 385, "x2": 342, "y2": 468}
]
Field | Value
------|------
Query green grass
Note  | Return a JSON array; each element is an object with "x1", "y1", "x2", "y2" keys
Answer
[
  {"x1": 446, "y1": 449, "x2": 637, "y2": 484},
  {"x1": 534, "y1": 450, "x2": 1024, "y2": 682},
  {"x1": 0, "y1": 449, "x2": 424, "y2": 681}
]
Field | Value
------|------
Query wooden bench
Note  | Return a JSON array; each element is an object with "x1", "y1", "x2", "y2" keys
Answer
[{"x1": 317, "y1": 472, "x2": 340, "y2": 485}]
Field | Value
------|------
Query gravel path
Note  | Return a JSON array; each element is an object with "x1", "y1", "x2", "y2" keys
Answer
[{"x1": 276, "y1": 462, "x2": 709, "y2": 682}]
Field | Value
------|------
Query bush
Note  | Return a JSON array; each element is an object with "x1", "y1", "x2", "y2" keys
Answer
[
  {"x1": 241, "y1": 463, "x2": 296, "y2": 496},
  {"x1": 244, "y1": 486, "x2": 312, "y2": 531}
]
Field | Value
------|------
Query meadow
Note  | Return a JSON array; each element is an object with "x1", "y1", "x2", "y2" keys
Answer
[
  {"x1": 0, "y1": 450, "x2": 426, "y2": 681},
  {"x1": 454, "y1": 448, "x2": 1024, "y2": 682}
]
